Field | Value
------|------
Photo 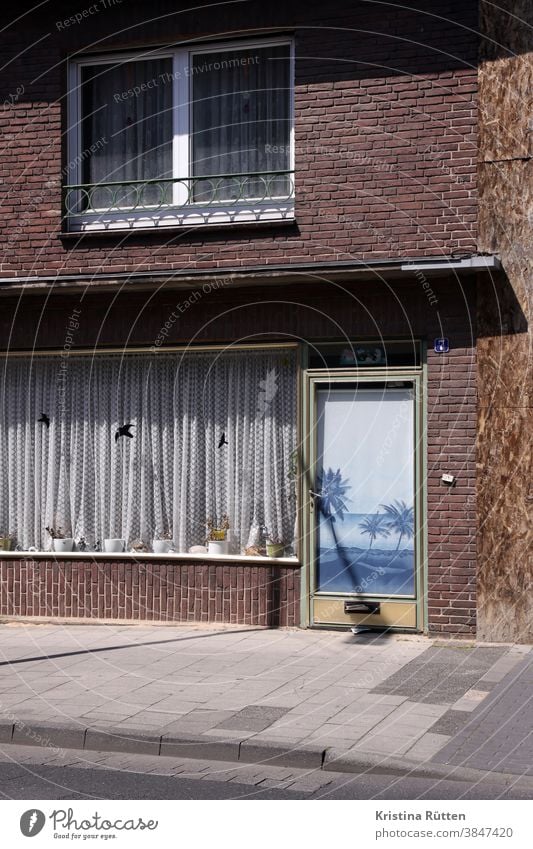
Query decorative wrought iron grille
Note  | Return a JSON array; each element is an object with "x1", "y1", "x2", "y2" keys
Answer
[{"x1": 64, "y1": 170, "x2": 295, "y2": 216}]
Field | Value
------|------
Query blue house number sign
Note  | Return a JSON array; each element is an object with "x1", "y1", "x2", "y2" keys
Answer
[{"x1": 434, "y1": 338, "x2": 450, "y2": 353}]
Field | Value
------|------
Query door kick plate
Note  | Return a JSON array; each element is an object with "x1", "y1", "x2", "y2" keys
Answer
[{"x1": 313, "y1": 598, "x2": 418, "y2": 629}]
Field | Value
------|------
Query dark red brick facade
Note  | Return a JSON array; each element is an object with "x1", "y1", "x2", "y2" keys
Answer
[
  {"x1": 426, "y1": 345, "x2": 477, "y2": 635},
  {"x1": 0, "y1": 1, "x2": 480, "y2": 635},
  {"x1": 0, "y1": 0, "x2": 477, "y2": 277},
  {"x1": 0, "y1": 558, "x2": 300, "y2": 626}
]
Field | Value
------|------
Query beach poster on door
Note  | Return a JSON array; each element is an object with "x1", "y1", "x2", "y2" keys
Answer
[{"x1": 315, "y1": 386, "x2": 415, "y2": 597}]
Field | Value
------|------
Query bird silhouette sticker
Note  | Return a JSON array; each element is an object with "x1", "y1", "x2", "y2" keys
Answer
[
  {"x1": 38, "y1": 413, "x2": 50, "y2": 429},
  {"x1": 115, "y1": 423, "x2": 134, "y2": 443},
  {"x1": 218, "y1": 432, "x2": 228, "y2": 448}
]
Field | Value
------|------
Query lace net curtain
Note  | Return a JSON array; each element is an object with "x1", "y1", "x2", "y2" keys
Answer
[
  {"x1": 81, "y1": 58, "x2": 173, "y2": 208},
  {"x1": 0, "y1": 349, "x2": 297, "y2": 552},
  {"x1": 192, "y1": 44, "x2": 291, "y2": 200}
]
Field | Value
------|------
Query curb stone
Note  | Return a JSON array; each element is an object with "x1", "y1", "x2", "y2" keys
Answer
[
  {"x1": 239, "y1": 739, "x2": 325, "y2": 769},
  {"x1": 12, "y1": 721, "x2": 85, "y2": 751},
  {"x1": 161, "y1": 733, "x2": 241, "y2": 762},
  {"x1": 85, "y1": 728, "x2": 161, "y2": 756},
  {"x1": 0, "y1": 721, "x2": 14, "y2": 743},
  {"x1": 323, "y1": 748, "x2": 533, "y2": 790},
  {"x1": 1, "y1": 719, "x2": 533, "y2": 792}
]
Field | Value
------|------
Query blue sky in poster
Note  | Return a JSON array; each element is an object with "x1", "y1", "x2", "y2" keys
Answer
[{"x1": 317, "y1": 387, "x2": 414, "y2": 516}]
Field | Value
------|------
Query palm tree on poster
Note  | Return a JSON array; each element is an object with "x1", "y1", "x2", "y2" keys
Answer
[
  {"x1": 315, "y1": 468, "x2": 366, "y2": 583},
  {"x1": 359, "y1": 512, "x2": 390, "y2": 551},
  {"x1": 316, "y1": 467, "x2": 351, "y2": 523},
  {"x1": 380, "y1": 500, "x2": 414, "y2": 553},
  {"x1": 315, "y1": 467, "x2": 356, "y2": 578}
]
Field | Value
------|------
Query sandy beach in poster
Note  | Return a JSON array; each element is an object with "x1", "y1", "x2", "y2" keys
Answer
[{"x1": 317, "y1": 512, "x2": 415, "y2": 596}]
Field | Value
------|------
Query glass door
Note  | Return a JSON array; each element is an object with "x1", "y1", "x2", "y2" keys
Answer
[{"x1": 308, "y1": 377, "x2": 422, "y2": 630}]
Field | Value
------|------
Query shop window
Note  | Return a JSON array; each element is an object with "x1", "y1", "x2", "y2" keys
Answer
[{"x1": 0, "y1": 348, "x2": 298, "y2": 556}]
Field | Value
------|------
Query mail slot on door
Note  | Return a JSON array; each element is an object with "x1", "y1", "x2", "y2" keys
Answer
[{"x1": 344, "y1": 601, "x2": 381, "y2": 615}]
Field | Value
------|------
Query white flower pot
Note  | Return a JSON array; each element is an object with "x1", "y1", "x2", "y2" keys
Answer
[
  {"x1": 104, "y1": 538, "x2": 126, "y2": 553},
  {"x1": 208, "y1": 540, "x2": 228, "y2": 556},
  {"x1": 53, "y1": 538, "x2": 74, "y2": 552},
  {"x1": 152, "y1": 539, "x2": 171, "y2": 554}
]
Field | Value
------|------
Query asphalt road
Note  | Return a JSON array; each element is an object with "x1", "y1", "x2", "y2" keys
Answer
[{"x1": 0, "y1": 759, "x2": 530, "y2": 800}]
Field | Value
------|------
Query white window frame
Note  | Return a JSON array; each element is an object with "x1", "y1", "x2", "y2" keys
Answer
[{"x1": 66, "y1": 37, "x2": 295, "y2": 232}]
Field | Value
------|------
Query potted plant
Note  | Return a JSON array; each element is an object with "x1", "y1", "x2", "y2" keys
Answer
[
  {"x1": 46, "y1": 525, "x2": 74, "y2": 552},
  {"x1": 266, "y1": 539, "x2": 285, "y2": 558},
  {"x1": 152, "y1": 527, "x2": 173, "y2": 554},
  {"x1": 206, "y1": 514, "x2": 230, "y2": 555},
  {"x1": 260, "y1": 526, "x2": 286, "y2": 558},
  {"x1": 104, "y1": 537, "x2": 126, "y2": 553},
  {"x1": 73, "y1": 523, "x2": 93, "y2": 552},
  {"x1": 0, "y1": 531, "x2": 15, "y2": 552},
  {"x1": 263, "y1": 528, "x2": 286, "y2": 557}
]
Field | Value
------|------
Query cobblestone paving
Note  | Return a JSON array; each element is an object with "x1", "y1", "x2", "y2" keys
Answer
[
  {"x1": 433, "y1": 652, "x2": 533, "y2": 776},
  {"x1": 371, "y1": 644, "x2": 506, "y2": 704}
]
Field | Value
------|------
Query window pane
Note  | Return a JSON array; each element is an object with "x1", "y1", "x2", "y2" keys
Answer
[
  {"x1": 191, "y1": 45, "x2": 291, "y2": 202},
  {"x1": 0, "y1": 350, "x2": 298, "y2": 556},
  {"x1": 80, "y1": 59, "x2": 173, "y2": 210}
]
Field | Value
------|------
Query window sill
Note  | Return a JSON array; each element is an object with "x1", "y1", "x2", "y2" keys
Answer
[
  {"x1": 0, "y1": 551, "x2": 301, "y2": 567},
  {"x1": 65, "y1": 204, "x2": 295, "y2": 234},
  {"x1": 58, "y1": 216, "x2": 297, "y2": 240}
]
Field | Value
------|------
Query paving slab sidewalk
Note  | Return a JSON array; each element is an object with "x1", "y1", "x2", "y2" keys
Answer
[{"x1": 0, "y1": 622, "x2": 530, "y2": 785}]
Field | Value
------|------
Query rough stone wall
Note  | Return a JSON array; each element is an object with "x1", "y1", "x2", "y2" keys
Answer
[{"x1": 477, "y1": 0, "x2": 533, "y2": 642}]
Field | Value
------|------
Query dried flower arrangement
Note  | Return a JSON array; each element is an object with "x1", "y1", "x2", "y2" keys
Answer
[
  {"x1": 205, "y1": 514, "x2": 230, "y2": 542},
  {"x1": 45, "y1": 525, "x2": 66, "y2": 540},
  {"x1": 130, "y1": 539, "x2": 149, "y2": 553},
  {"x1": 153, "y1": 527, "x2": 173, "y2": 540},
  {"x1": 0, "y1": 531, "x2": 16, "y2": 551}
]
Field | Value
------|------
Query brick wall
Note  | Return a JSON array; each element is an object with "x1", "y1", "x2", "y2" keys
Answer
[
  {"x1": 0, "y1": 0, "x2": 478, "y2": 278},
  {"x1": 426, "y1": 346, "x2": 477, "y2": 635},
  {"x1": 424, "y1": 277, "x2": 477, "y2": 636},
  {"x1": 0, "y1": 558, "x2": 301, "y2": 626}
]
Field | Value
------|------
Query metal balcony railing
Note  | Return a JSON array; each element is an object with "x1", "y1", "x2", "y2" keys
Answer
[{"x1": 64, "y1": 170, "x2": 295, "y2": 216}]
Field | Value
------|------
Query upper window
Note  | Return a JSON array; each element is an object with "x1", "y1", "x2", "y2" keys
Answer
[{"x1": 66, "y1": 40, "x2": 294, "y2": 231}]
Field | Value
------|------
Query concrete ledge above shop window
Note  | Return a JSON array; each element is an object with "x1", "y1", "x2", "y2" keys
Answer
[{"x1": 0, "y1": 551, "x2": 301, "y2": 567}]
